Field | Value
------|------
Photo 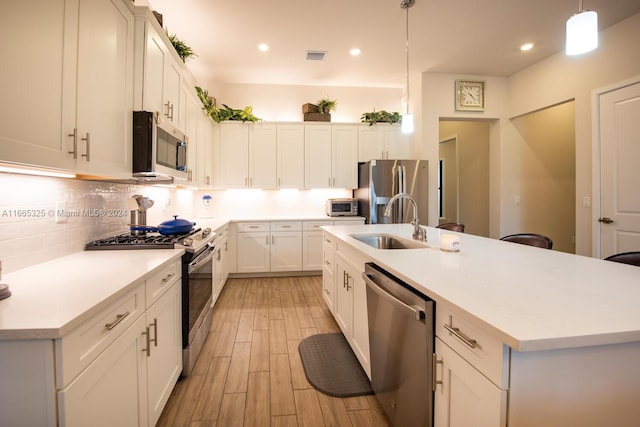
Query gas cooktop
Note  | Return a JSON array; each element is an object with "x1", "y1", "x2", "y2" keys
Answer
[{"x1": 85, "y1": 227, "x2": 213, "y2": 251}]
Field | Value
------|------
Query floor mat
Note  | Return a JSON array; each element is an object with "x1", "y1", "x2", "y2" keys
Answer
[{"x1": 298, "y1": 333, "x2": 374, "y2": 398}]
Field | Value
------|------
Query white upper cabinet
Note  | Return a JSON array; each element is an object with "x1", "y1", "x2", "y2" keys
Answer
[
  {"x1": 0, "y1": 0, "x2": 134, "y2": 178},
  {"x1": 0, "y1": 0, "x2": 75, "y2": 171},
  {"x1": 276, "y1": 124, "x2": 305, "y2": 189},
  {"x1": 218, "y1": 122, "x2": 277, "y2": 189},
  {"x1": 305, "y1": 124, "x2": 357, "y2": 189},
  {"x1": 331, "y1": 126, "x2": 358, "y2": 188},
  {"x1": 305, "y1": 125, "x2": 333, "y2": 188},
  {"x1": 140, "y1": 18, "x2": 184, "y2": 131},
  {"x1": 219, "y1": 123, "x2": 249, "y2": 188},
  {"x1": 249, "y1": 123, "x2": 278, "y2": 188},
  {"x1": 358, "y1": 124, "x2": 412, "y2": 161},
  {"x1": 198, "y1": 113, "x2": 215, "y2": 188},
  {"x1": 184, "y1": 91, "x2": 201, "y2": 186}
]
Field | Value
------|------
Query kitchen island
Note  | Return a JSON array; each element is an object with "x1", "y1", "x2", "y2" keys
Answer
[{"x1": 322, "y1": 223, "x2": 640, "y2": 427}]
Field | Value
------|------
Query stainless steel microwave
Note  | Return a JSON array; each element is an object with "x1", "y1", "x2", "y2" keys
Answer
[
  {"x1": 326, "y1": 198, "x2": 358, "y2": 216},
  {"x1": 133, "y1": 111, "x2": 188, "y2": 182}
]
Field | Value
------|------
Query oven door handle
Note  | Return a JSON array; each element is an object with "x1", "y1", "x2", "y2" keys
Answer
[{"x1": 188, "y1": 243, "x2": 216, "y2": 274}]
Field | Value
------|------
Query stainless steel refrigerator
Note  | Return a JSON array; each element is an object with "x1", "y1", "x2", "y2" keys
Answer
[{"x1": 354, "y1": 160, "x2": 428, "y2": 225}]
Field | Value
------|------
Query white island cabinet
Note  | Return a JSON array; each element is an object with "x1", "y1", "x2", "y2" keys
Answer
[
  {"x1": 322, "y1": 223, "x2": 640, "y2": 427},
  {"x1": 0, "y1": 250, "x2": 183, "y2": 427}
]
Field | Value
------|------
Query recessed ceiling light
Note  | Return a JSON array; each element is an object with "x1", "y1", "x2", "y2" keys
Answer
[
  {"x1": 258, "y1": 43, "x2": 269, "y2": 52},
  {"x1": 520, "y1": 42, "x2": 534, "y2": 51},
  {"x1": 350, "y1": 48, "x2": 361, "y2": 56}
]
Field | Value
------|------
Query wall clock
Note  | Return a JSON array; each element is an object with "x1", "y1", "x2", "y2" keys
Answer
[{"x1": 455, "y1": 80, "x2": 485, "y2": 111}]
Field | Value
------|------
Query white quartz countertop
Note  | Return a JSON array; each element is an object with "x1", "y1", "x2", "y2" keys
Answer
[
  {"x1": 0, "y1": 249, "x2": 184, "y2": 339},
  {"x1": 323, "y1": 224, "x2": 640, "y2": 352}
]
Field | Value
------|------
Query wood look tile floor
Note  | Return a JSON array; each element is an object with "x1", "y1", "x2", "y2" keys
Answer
[{"x1": 157, "y1": 276, "x2": 391, "y2": 427}]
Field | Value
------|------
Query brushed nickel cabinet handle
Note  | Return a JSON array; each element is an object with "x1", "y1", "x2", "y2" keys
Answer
[
  {"x1": 68, "y1": 128, "x2": 78, "y2": 159},
  {"x1": 105, "y1": 311, "x2": 130, "y2": 331},
  {"x1": 81, "y1": 132, "x2": 90, "y2": 161},
  {"x1": 432, "y1": 353, "x2": 443, "y2": 391},
  {"x1": 142, "y1": 326, "x2": 151, "y2": 357},
  {"x1": 149, "y1": 318, "x2": 158, "y2": 347},
  {"x1": 161, "y1": 272, "x2": 175, "y2": 283},
  {"x1": 443, "y1": 323, "x2": 478, "y2": 349}
]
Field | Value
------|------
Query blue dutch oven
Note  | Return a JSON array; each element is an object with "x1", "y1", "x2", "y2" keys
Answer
[{"x1": 155, "y1": 215, "x2": 196, "y2": 235}]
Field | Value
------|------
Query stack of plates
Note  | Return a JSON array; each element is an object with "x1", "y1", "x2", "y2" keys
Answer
[{"x1": 0, "y1": 284, "x2": 11, "y2": 301}]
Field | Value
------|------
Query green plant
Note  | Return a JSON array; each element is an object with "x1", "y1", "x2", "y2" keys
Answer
[
  {"x1": 166, "y1": 30, "x2": 197, "y2": 62},
  {"x1": 195, "y1": 86, "x2": 261, "y2": 123},
  {"x1": 317, "y1": 97, "x2": 337, "y2": 114},
  {"x1": 360, "y1": 110, "x2": 401, "y2": 126}
]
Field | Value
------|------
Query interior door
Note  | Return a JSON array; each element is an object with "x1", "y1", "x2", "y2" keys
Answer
[{"x1": 598, "y1": 81, "x2": 640, "y2": 258}]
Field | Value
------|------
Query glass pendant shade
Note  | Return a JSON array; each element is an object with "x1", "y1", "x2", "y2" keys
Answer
[
  {"x1": 566, "y1": 10, "x2": 598, "y2": 55},
  {"x1": 401, "y1": 113, "x2": 414, "y2": 134}
]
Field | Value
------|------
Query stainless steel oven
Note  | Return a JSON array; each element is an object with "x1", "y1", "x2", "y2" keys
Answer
[{"x1": 181, "y1": 240, "x2": 215, "y2": 375}]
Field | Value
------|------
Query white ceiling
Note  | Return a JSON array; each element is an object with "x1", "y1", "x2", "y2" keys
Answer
[{"x1": 143, "y1": 0, "x2": 640, "y2": 89}]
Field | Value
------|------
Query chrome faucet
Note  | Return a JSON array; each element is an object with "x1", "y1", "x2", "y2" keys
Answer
[{"x1": 383, "y1": 193, "x2": 427, "y2": 242}]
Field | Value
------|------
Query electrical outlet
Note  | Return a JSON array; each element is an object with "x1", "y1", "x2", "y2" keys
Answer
[
  {"x1": 582, "y1": 196, "x2": 591, "y2": 207},
  {"x1": 515, "y1": 196, "x2": 521, "y2": 205}
]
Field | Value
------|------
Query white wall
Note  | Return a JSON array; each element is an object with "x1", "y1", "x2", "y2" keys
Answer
[
  {"x1": 507, "y1": 12, "x2": 640, "y2": 256},
  {"x1": 419, "y1": 74, "x2": 509, "y2": 231},
  {"x1": 419, "y1": 13, "x2": 640, "y2": 255}
]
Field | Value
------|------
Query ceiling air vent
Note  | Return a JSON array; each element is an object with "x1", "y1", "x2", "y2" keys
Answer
[{"x1": 305, "y1": 50, "x2": 327, "y2": 61}]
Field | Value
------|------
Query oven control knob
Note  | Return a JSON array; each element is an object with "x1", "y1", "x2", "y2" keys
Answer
[
  {"x1": 183, "y1": 237, "x2": 194, "y2": 247},
  {"x1": 202, "y1": 227, "x2": 212, "y2": 237}
]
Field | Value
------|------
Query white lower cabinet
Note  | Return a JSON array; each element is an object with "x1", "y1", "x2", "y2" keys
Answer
[
  {"x1": 271, "y1": 227, "x2": 303, "y2": 272},
  {"x1": 434, "y1": 337, "x2": 507, "y2": 427},
  {"x1": 212, "y1": 224, "x2": 230, "y2": 305},
  {"x1": 333, "y1": 248, "x2": 370, "y2": 377},
  {"x1": 236, "y1": 222, "x2": 271, "y2": 273},
  {"x1": 145, "y1": 280, "x2": 182, "y2": 426},
  {"x1": 58, "y1": 314, "x2": 149, "y2": 427},
  {"x1": 321, "y1": 234, "x2": 337, "y2": 312},
  {"x1": 236, "y1": 221, "x2": 304, "y2": 273},
  {"x1": 302, "y1": 221, "x2": 334, "y2": 271},
  {"x1": 60, "y1": 266, "x2": 181, "y2": 427}
]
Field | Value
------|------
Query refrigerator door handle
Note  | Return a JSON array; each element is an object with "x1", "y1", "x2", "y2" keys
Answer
[{"x1": 397, "y1": 166, "x2": 406, "y2": 223}]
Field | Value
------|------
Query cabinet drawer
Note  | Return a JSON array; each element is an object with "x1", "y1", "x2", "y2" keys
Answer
[
  {"x1": 146, "y1": 260, "x2": 181, "y2": 307},
  {"x1": 237, "y1": 222, "x2": 269, "y2": 232},
  {"x1": 303, "y1": 220, "x2": 334, "y2": 231},
  {"x1": 323, "y1": 241, "x2": 335, "y2": 275},
  {"x1": 436, "y1": 303, "x2": 509, "y2": 388},
  {"x1": 55, "y1": 283, "x2": 146, "y2": 388},
  {"x1": 271, "y1": 221, "x2": 302, "y2": 231}
]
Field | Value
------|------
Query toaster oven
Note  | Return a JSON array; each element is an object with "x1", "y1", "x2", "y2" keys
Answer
[{"x1": 326, "y1": 198, "x2": 358, "y2": 216}]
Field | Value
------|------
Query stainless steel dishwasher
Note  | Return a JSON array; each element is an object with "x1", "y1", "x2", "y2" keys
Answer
[{"x1": 363, "y1": 262, "x2": 434, "y2": 427}]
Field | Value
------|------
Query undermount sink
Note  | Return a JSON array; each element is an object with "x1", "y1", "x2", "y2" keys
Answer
[{"x1": 350, "y1": 233, "x2": 427, "y2": 250}]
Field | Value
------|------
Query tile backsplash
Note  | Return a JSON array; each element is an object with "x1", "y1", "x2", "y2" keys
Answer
[{"x1": 0, "y1": 173, "x2": 351, "y2": 273}]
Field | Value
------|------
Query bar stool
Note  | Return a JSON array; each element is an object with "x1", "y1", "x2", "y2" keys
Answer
[
  {"x1": 499, "y1": 233, "x2": 553, "y2": 249},
  {"x1": 604, "y1": 251, "x2": 640, "y2": 267},
  {"x1": 436, "y1": 222, "x2": 465, "y2": 232}
]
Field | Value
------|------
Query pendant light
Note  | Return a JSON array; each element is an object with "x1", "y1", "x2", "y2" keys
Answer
[
  {"x1": 566, "y1": 0, "x2": 598, "y2": 55},
  {"x1": 400, "y1": 0, "x2": 415, "y2": 134}
]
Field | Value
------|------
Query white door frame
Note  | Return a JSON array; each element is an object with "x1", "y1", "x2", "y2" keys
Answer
[{"x1": 591, "y1": 75, "x2": 640, "y2": 258}]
